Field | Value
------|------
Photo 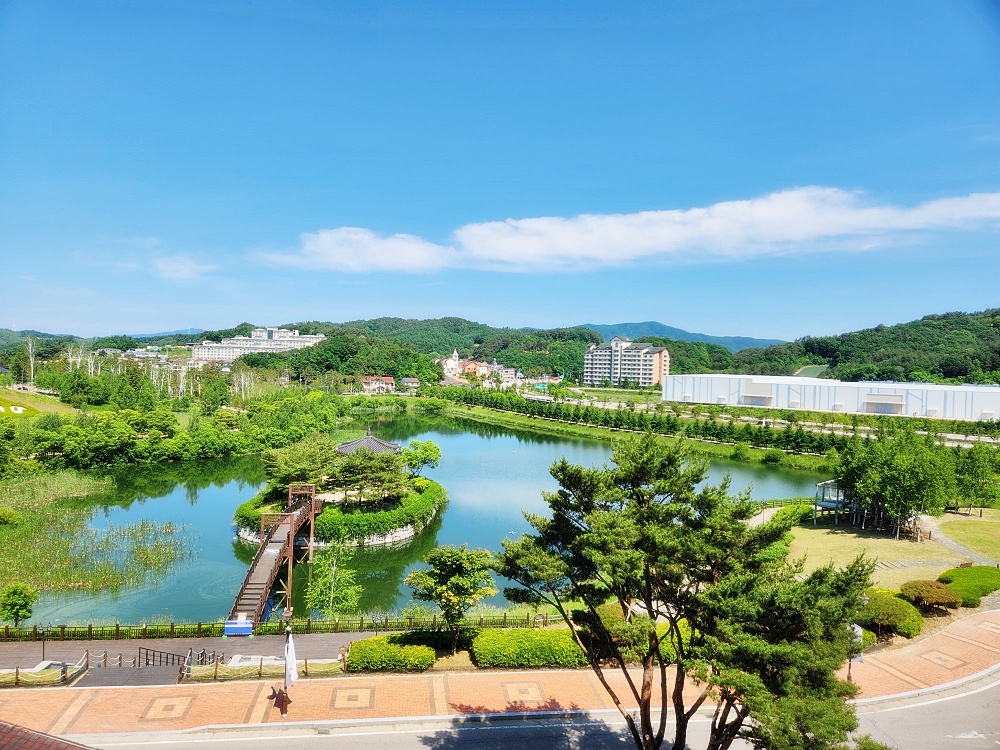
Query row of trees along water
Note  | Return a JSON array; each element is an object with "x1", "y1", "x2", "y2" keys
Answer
[{"x1": 0, "y1": 386, "x2": 418, "y2": 478}]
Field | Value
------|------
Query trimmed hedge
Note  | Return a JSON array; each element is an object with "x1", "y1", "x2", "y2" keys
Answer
[
  {"x1": 860, "y1": 627, "x2": 877, "y2": 650},
  {"x1": 938, "y1": 566, "x2": 1000, "y2": 608},
  {"x1": 856, "y1": 589, "x2": 923, "y2": 639},
  {"x1": 899, "y1": 580, "x2": 962, "y2": 612},
  {"x1": 471, "y1": 628, "x2": 587, "y2": 669},
  {"x1": 346, "y1": 635, "x2": 436, "y2": 672},
  {"x1": 392, "y1": 627, "x2": 480, "y2": 652},
  {"x1": 314, "y1": 481, "x2": 447, "y2": 542},
  {"x1": 772, "y1": 503, "x2": 815, "y2": 526}
]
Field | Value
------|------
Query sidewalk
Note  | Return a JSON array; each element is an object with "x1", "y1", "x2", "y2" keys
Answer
[{"x1": 0, "y1": 609, "x2": 997, "y2": 739}]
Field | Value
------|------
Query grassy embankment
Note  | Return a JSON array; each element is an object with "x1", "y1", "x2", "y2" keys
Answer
[
  {"x1": 444, "y1": 402, "x2": 834, "y2": 474},
  {"x1": 788, "y1": 520, "x2": 967, "y2": 590},
  {"x1": 939, "y1": 509, "x2": 1000, "y2": 561},
  {"x1": 0, "y1": 472, "x2": 192, "y2": 592},
  {"x1": 0, "y1": 387, "x2": 76, "y2": 416}
]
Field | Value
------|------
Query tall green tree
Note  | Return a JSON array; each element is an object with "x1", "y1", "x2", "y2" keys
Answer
[
  {"x1": 405, "y1": 544, "x2": 496, "y2": 654},
  {"x1": 955, "y1": 442, "x2": 1000, "y2": 513},
  {"x1": 0, "y1": 582, "x2": 38, "y2": 627},
  {"x1": 401, "y1": 439, "x2": 441, "y2": 477},
  {"x1": 304, "y1": 546, "x2": 362, "y2": 617},
  {"x1": 838, "y1": 428, "x2": 956, "y2": 534},
  {"x1": 497, "y1": 433, "x2": 872, "y2": 750}
]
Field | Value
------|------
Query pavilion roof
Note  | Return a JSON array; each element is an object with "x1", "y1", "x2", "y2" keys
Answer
[{"x1": 336, "y1": 427, "x2": 402, "y2": 455}]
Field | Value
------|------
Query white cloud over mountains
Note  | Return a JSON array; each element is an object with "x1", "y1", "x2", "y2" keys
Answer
[{"x1": 260, "y1": 187, "x2": 1000, "y2": 274}]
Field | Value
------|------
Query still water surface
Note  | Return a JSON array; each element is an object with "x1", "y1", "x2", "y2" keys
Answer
[{"x1": 31, "y1": 418, "x2": 823, "y2": 624}]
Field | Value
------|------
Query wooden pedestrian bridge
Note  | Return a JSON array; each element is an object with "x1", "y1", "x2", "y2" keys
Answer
[{"x1": 228, "y1": 484, "x2": 321, "y2": 627}]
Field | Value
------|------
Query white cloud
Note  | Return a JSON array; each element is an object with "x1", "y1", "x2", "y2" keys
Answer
[
  {"x1": 260, "y1": 187, "x2": 1000, "y2": 274},
  {"x1": 152, "y1": 254, "x2": 220, "y2": 281},
  {"x1": 264, "y1": 227, "x2": 458, "y2": 272}
]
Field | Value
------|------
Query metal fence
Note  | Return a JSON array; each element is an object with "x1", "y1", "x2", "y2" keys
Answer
[{"x1": 0, "y1": 612, "x2": 549, "y2": 643}]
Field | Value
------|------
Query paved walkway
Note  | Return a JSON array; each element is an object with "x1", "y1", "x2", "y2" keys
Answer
[{"x1": 0, "y1": 609, "x2": 998, "y2": 739}]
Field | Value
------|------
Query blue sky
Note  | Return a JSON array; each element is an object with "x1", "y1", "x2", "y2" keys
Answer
[{"x1": 2, "y1": 0, "x2": 1000, "y2": 340}]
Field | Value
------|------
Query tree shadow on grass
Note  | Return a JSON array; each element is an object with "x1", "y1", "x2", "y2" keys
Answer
[{"x1": 419, "y1": 697, "x2": 632, "y2": 750}]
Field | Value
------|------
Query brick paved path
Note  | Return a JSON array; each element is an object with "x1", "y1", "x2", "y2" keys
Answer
[{"x1": 0, "y1": 610, "x2": 997, "y2": 738}]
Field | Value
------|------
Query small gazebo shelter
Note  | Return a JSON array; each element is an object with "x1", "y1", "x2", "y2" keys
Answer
[{"x1": 336, "y1": 427, "x2": 402, "y2": 456}]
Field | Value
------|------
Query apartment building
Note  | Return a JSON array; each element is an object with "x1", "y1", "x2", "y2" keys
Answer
[
  {"x1": 192, "y1": 328, "x2": 326, "y2": 363},
  {"x1": 583, "y1": 336, "x2": 670, "y2": 387}
]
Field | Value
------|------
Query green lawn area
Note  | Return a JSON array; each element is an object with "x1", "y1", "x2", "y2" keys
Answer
[
  {"x1": 939, "y1": 517, "x2": 1000, "y2": 561},
  {"x1": 794, "y1": 364, "x2": 829, "y2": 378},
  {"x1": 576, "y1": 388, "x2": 663, "y2": 405},
  {"x1": 788, "y1": 522, "x2": 967, "y2": 589},
  {"x1": 0, "y1": 387, "x2": 76, "y2": 416}
]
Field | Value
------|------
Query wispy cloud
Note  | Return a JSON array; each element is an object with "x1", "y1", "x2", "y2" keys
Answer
[
  {"x1": 259, "y1": 187, "x2": 1000, "y2": 274},
  {"x1": 152, "y1": 254, "x2": 219, "y2": 281}
]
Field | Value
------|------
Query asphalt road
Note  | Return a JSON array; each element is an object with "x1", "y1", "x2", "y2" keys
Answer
[{"x1": 855, "y1": 669, "x2": 1000, "y2": 749}]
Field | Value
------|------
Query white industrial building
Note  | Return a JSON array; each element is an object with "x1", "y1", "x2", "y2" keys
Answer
[
  {"x1": 662, "y1": 374, "x2": 1000, "y2": 422},
  {"x1": 192, "y1": 328, "x2": 325, "y2": 363}
]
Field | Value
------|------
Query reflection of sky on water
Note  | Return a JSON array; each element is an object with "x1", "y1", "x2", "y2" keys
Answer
[{"x1": 29, "y1": 422, "x2": 823, "y2": 624}]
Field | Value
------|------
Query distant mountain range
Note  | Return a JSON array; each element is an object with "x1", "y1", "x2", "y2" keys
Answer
[
  {"x1": 132, "y1": 328, "x2": 206, "y2": 339},
  {"x1": 582, "y1": 322, "x2": 785, "y2": 353}
]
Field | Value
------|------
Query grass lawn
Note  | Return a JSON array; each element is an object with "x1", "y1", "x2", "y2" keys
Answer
[
  {"x1": 0, "y1": 387, "x2": 76, "y2": 416},
  {"x1": 939, "y1": 516, "x2": 1000, "y2": 561},
  {"x1": 789, "y1": 522, "x2": 967, "y2": 588}
]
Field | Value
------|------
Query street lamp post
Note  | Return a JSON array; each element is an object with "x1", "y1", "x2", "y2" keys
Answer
[{"x1": 39, "y1": 623, "x2": 49, "y2": 662}]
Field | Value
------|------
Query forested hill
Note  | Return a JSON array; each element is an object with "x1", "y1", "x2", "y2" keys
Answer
[
  {"x1": 583, "y1": 322, "x2": 784, "y2": 352},
  {"x1": 727, "y1": 309, "x2": 1000, "y2": 383},
  {"x1": 284, "y1": 318, "x2": 602, "y2": 380}
]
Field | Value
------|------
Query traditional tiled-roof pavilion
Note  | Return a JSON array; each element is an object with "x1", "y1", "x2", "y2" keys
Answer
[{"x1": 336, "y1": 427, "x2": 402, "y2": 455}]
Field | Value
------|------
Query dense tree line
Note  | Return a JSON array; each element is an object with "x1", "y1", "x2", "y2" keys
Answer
[
  {"x1": 0, "y1": 391, "x2": 361, "y2": 475},
  {"x1": 238, "y1": 329, "x2": 443, "y2": 383},
  {"x1": 436, "y1": 386, "x2": 851, "y2": 455}
]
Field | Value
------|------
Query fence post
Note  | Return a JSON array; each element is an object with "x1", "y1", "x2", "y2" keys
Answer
[
  {"x1": 85, "y1": 650, "x2": 89, "y2": 669},
  {"x1": 335, "y1": 618, "x2": 339, "y2": 633},
  {"x1": 502, "y1": 612, "x2": 507, "y2": 627},
  {"x1": 32, "y1": 624, "x2": 38, "y2": 642},
  {"x1": 359, "y1": 616, "x2": 364, "y2": 632},
  {"x1": 526, "y1": 612, "x2": 530, "y2": 627},
  {"x1": 214, "y1": 660, "x2": 219, "y2": 681},
  {"x1": 306, "y1": 618, "x2": 311, "y2": 634},
  {"x1": 142, "y1": 624, "x2": 147, "y2": 640},
  {"x1": 60, "y1": 625, "x2": 66, "y2": 640},
  {"x1": 88, "y1": 624, "x2": 92, "y2": 640},
  {"x1": 479, "y1": 615, "x2": 484, "y2": 627},
  {"x1": 304, "y1": 658, "x2": 308, "y2": 677},
  {"x1": 407, "y1": 615, "x2": 413, "y2": 631},
  {"x1": 432, "y1": 614, "x2": 436, "y2": 629},
  {"x1": 3, "y1": 625, "x2": 7, "y2": 642},
  {"x1": 170, "y1": 622, "x2": 175, "y2": 638},
  {"x1": 115, "y1": 623, "x2": 120, "y2": 639},
  {"x1": 544, "y1": 614, "x2": 549, "y2": 627},
  {"x1": 14, "y1": 667, "x2": 18, "y2": 687},
  {"x1": 258, "y1": 657, "x2": 262, "y2": 678},
  {"x1": 197, "y1": 622, "x2": 202, "y2": 637}
]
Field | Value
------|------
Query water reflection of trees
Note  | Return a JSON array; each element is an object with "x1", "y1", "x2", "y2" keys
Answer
[
  {"x1": 85, "y1": 456, "x2": 266, "y2": 510},
  {"x1": 296, "y1": 512, "x2": 443, "y2": 615},
  {"x1": 372, "y1": 414, "x2": 602, "y2": 449}
]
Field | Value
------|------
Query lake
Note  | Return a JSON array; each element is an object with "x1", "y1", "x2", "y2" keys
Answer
[{"x1": 30, "y1": 417, "x2": 824, "y2": 624}]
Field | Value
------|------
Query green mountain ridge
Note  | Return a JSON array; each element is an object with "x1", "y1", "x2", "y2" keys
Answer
[{"x1": 581, "y1": 321, "x2": 784, "y2": 352}]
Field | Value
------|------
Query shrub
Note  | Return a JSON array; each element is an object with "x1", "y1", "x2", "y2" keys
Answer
[
  {"x1": 314, "y1": 480, "x2": 446, "y2": 542},
  {"x1": 472, "y1": 628, "x2": 588, "y2": 669},
  {"x1": 772, "y1": 503, "x2": 814, "y2": 526},
  {"x1": 856, "y1": 589, "x2": 923, "y2": 638},
  {"x1": 232, "y1": 490, "x2": 272, "y2": 530},
  {"x1": 938, "y1": 566, "x2": 1000, "y2": 608},
  {"x1": 762, "y1": 448, "x2": 785, "y2": 465},
  {"x1": 0, "y1": 507, "x2": 19, "y2": 525},
  {"x1": 860, "y1": 627, "x2": 878, "y2": 650},
  {"x1": 900, "y1": 580, "x2": 962, "y2": 613},
  {"x1": 346, "y1": 635, "x2": 436, "y2": 672},
  {"x1": 392, "y1": 627, "x2": 480, "y2": 652},
  {"x1": 730, "y1": 442, "x2": 752, "y2": 462}
]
